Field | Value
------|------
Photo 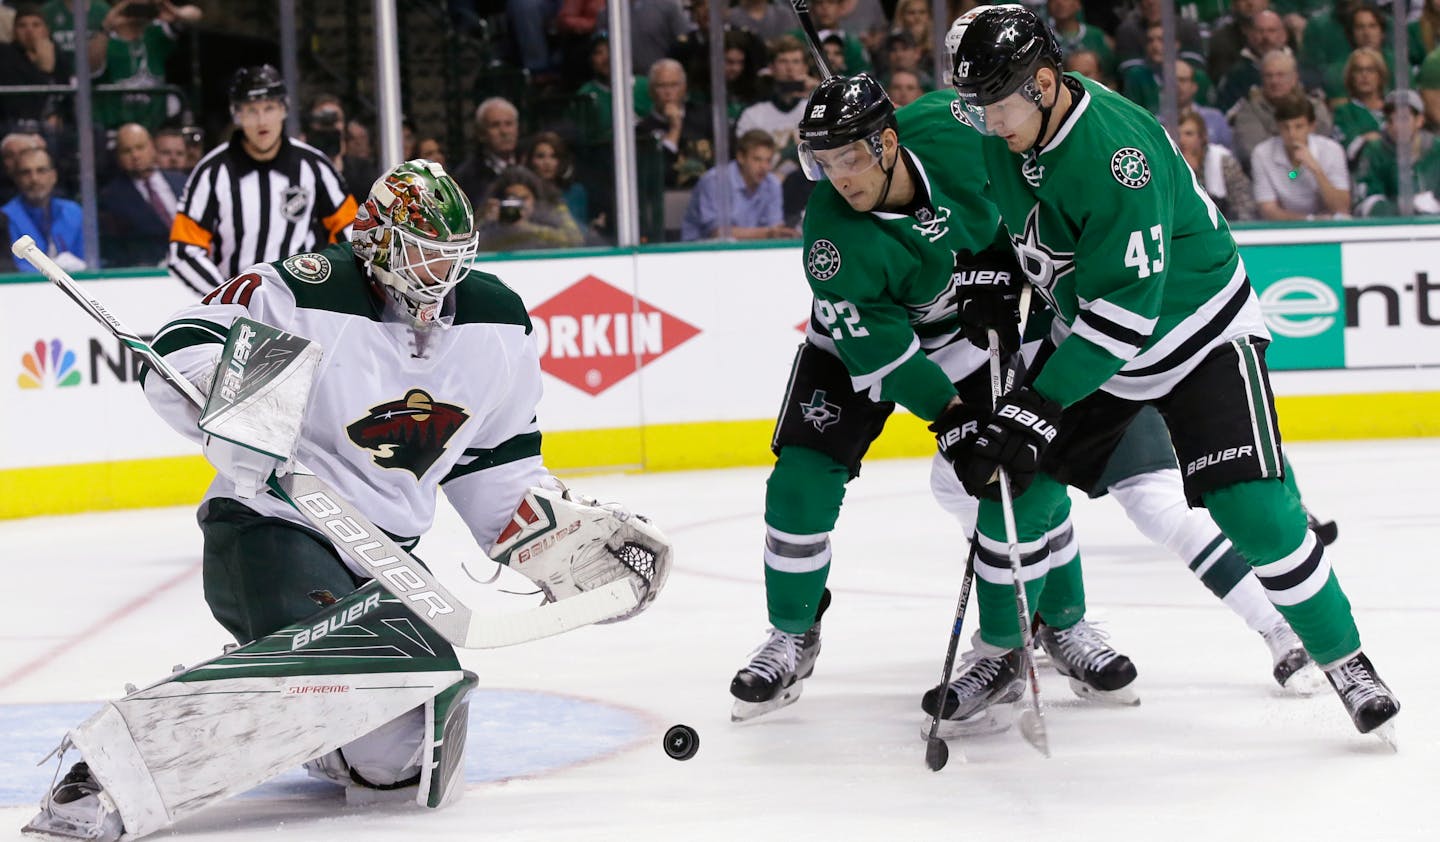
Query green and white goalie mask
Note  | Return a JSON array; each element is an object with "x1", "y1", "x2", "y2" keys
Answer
[{"x1": 354, "y1": 160, "x2": 478, "y2": 328}]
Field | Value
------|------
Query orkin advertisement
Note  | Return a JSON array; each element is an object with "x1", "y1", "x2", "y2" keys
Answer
[{"x1": 1, "y1": 231, "x2": 1436, "y2": 476}]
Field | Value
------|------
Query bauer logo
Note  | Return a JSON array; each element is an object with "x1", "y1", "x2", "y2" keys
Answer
[
  {"x1": 528, "y1": 275, "x2": 700, "y2": 396},
  {"x1": 17, "y1": 339, "x2": 81, "y2": 389}
]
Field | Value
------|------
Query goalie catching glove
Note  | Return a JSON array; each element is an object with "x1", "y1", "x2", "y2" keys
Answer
[{"x1": 490, "y1": 485, "x2": 672, "y2": 623}]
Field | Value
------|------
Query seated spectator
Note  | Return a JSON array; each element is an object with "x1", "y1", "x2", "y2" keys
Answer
[
  {"x1": 1215, "y1": 10, "x2": 1291, "y2": 111},
  {"x1": 94, "y1": 0, "x2": 202, "y2": 130},
  {"x1": 417, "y1": 135, "x2": 446, "y2": 165},
  {"x1": 523, "y1": 130, "x2": 591, "y2": 236},
  {"x1": 1, "y1": 132, "x2": 45, "y2": 203},
  {"x1": 1411, "y1": 0, "x2": 1440, "y2": 71},
  {"x1": 638, "y1": 58, "x2": 714, "y2": 189},
  {"x1": 887, "y1": 69, "x2": 925, "y2": 108},
  {"x1": 41, "y1": 0, "x2": 107, "y2": 74},
  {"x1": 305, "y1": 94, "x2": 375, "y2": 200},
  {"x1": 1048, "y1": 0, "x2": 1115, "y2": 82},
  {"x1": 681, "y1": 129, "x2": 796, "y2": 241},
  {"x1": 1177, "y1": 59, "x2": 1232, "y2": 150},
  {"x1": 1177, "y1": 110, "x2": 1256, "y2": 222},
  {"x1": 98, "y1": 122, "x2": 183, "y2": 267},
  {"x1": 572, "y1": 34, "x2": 651, "y2": 147},
  {"x1": 1120, "y1": 22, "x2": 1210, "y2": 114},
  {"x1": 1317, "y1": 5, "x2": 1392, "y2": 102},
  {"x1": 883, "y1": 30, "x2": 933, "y2": 91},
  {"x1": 1333, "y1": 48, "x2": 1387, "y2": 165},
  {"x1": 667, "y1": 0, "x2": 718, "y2": 105},
  {"x1": 728, "y1": 0, "x2": 792, "y2": 43},
  {"x1": 1300, "y1": 1, "x2": 1365, "y2": 91},
  {"x1": 820, "y1": 32, "x2": 849, "y2": 75},
  {"x1": 1251, "y1": 93, "x2": 1350, "y2": 221},
  {"x1": 0, "y1": 8, "x2": 73, "y2": 130},
  {"x1": 1418, "y1": 43, "x2": 1440, "y2": 130},
  {"x1": 840, "y1": 0, "x2": 889, "y2": 60},
  {"x1": 891, "y1": 0, "x2": 934, "y2": 69},
  {"x1": 153, "y1": 126, "x2": 190, "y2": 173},
  {"x1": 737, "y1": 36, "x2": 813, "y2": 176},
  {"x1": 1208, "y1": 0, "x2": 1271, "y2": 84},
  {"x1": 346, "y1": 118, "x2": 372, "y2": 163},
  {"x1": 722, "y1": 29, "x2": 768, "y2": 123},
  {"x1": 1063, "y1": 49, "x2": 1110, "y2": 89},
  {"x1": 790, "y1": 0, "x2": 870, "y2": 74},
  {"x1": 454, "y1": 96, "x2": 521, "y2": 209},
  {"x1": 3, "y1": 147, "x2": 84, "y2": 272},
  {"x1": 1354, "y1": 90, "x2": 1440, "y2": 218},
  {"x1": 475, "y1": 165, "x2": 584, "y2": 252},
  {"x1": 1115, "y1": 0, "x2": 1204, "y2": 76},
  {"x1": 1227, "y1": 50, "x2": 1333, "y2": 171}
]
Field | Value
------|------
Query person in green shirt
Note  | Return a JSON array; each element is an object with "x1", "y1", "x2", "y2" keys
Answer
[
  {"x1": 1332, "y1": 47, "x2": 1388, "y2": 164},
  {"x1": 1354, "y1": 89, "x2": 1440, "y2": 217},
  {"x1": 789, "y1": 0, "x2": 871, "y2": 75},
  {"x1": 946, "y1": 5, "x2": 1399, "y2": 744},
  {"x1": 41, "y1": 0, "x2": 108, "y2": 73},
  {"x1": 92, "y1": 0, "x2": 202, "y2": 130},
  {"x1": 1047, "y1": 0, "x2": 1116, "y2": 82}
]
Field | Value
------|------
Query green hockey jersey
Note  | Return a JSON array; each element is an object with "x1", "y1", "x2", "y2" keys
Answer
[
  {"x1": 979, "y1": 73, "x2": 1265, "y2": 408},
  {"x1": 800, "y1": 90, "x2": 1001, "y2": 422}
]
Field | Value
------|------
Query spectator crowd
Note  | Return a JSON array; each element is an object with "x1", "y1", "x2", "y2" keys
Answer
[{"x1": 5, "y1": 0, "x2": 1440, "y2": 273}]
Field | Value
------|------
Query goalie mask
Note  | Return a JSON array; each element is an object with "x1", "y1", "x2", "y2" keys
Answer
[{"x1": 353, "y1": 160, "x2": 478, "y2": 328}]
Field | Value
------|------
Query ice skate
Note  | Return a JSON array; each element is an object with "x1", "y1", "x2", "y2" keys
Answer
[
  {"x1": 730, "y1": 591, "x2": 828, "y2": 722},
  {"x1": 1261, "y1": 622, "x2": 1326, "y2": 696},
  {"x1": 1324, "y1": 651, "x2": 1400, "y2": 749},
  {"x1": 1035, "y1": 618, "x2": 1140, "y2": 705},
  {"x1": 920, "y1": 640, "x2": 1024, "y2": 739},
  {"x1": 22, "y1": 761, "x2": 124, "y2": 842}
]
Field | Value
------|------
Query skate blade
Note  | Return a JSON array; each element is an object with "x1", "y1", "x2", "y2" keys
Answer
[
  {"x1": 1371, "y1": 721, "x2": 1399, "y2": 753},
  {"x1": 924, "y1": 703, "x2": 1016, "y2": 740},
  {"x1": 731, "y1": 682, "x2": 803, "y2": 722},
  {"x1": 1066, "y1": 677, "x2": 1140, "y2": 706},
  {"x1": 1018, "y1": 706, "x2": 1050, "y2": 758},
  {"x1": 1277, "y1": 663, "x2": 1328, "y2": 697},
  {"x1": 21, "y1": 811, "x2": 120, "y2": 842}
]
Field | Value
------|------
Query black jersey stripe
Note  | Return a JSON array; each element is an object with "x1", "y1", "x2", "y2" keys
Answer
[
  {"x1": 1116, "y1": 279, "x2": 1252, "y2": 379},
  {"x1": 1077, "y1": 308, "x2": 1148, "y2": 350}
]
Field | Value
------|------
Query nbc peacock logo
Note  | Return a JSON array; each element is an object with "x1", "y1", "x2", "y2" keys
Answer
[{"x1": 18, "y1": 339, "x2": 81, "y2": 389}]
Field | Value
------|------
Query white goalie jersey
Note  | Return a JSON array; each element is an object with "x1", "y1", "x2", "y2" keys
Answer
[{"x1": 144, "y1": 241, "x2": 550, "y2": 574}]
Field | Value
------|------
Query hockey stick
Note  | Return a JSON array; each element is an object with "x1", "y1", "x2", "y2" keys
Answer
[
  {"x1": 923, "y1": 538, "x2": 978, "y2": 771},
  {"x1": 789, "y1": 1, "x2": 834, "y2": 80},
  {"x1": 987, "y1": 306, "x2": 1050, "y2": 758},
  {"x1": 11, "y1": 235, "x2": 639, "y2": 649}
]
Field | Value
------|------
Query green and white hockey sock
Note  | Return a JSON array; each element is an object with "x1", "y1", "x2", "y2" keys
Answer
[
  {"x1": 763, "y1": 446, "x2": 848, "y2": 635},
  {"x1": 763, "y1": 527, "x2": 832, "y2": 634},
  {"x1": 1035, "y1": 516, "x2": 1086, "y2": 630},
  {"x1": 1205, "y1": 479, "x2": 1361, "y2": 665},
  {"x1": 974, "y1": 475, "x2": 1069, "y2": 650}
]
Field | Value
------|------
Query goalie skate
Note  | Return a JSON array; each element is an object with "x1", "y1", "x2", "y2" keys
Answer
[
  {"x1": 730, "y1": 591, "x2": 828, "y2": 722},
  {"x1": 1261, "y1": 622, "x2": 1326, "y2": 696},
  {"x1": 1324, "y1": 651, "x2": 1400, "y2": 748},
  {"x1": 1035, "y1": 619, "x2": 1140, "y2": 706},
  {"x1": 22, "y1": 761, "x2": 124, "y2": 842},
  {"x1": 920, "y1": 645, "x2": 1024, "y2": 739}
]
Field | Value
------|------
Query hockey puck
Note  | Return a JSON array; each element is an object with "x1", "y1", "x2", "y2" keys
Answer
[{"x1": 663, "y1": 724, "x2": 699, "y2": 760}]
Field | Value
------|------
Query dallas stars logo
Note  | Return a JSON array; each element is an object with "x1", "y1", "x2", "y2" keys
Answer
[
  {"x1": 807, "y1": 239, "x2": 842, "y2": 281},
  {"x1": 800, "y1": 389, "x2": 842, "y2": 432},
  {"x1": 1009, "y1": 205, "x2": 1073, "y2": 311},
  {"x1": 1110, "y1": 147, "x2": 1151, "y2": 189}
]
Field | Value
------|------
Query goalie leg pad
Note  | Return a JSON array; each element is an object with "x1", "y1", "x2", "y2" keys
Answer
[{"x1": 50, "y1": 583, "x2": 464, "y2": 839}]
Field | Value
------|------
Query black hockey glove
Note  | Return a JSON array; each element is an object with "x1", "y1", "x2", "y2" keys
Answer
[
  {"x1": 951, "y1": 247, "x2": 1024, "y2": 356},
  {"x1": 928, "y1": 400, "x2": 987, "y2": 471},
  {"x1": 961, "y1": 388, "x2": 1062, "y2": 501}
]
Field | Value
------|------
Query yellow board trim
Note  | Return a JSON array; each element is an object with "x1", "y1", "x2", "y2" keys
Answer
[{"x1": 5, "y1": 391, "x2": 1438, "y2": 519}]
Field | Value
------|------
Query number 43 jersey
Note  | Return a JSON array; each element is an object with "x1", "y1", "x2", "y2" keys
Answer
[
  {"x1": 981, "y1": 73, "x2": 1266, "y2": 408},
  {"x1": 800, "y1": 89, "x2": 1002, "y2": 423}
]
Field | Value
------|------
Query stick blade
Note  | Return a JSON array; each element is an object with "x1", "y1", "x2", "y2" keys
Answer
[
  {"x1": 925, "y1": 737, "x2": 949, "y2": 771},
  {"x1": 1018, "y1": 708, "x2": 1050, "y2": 758}
]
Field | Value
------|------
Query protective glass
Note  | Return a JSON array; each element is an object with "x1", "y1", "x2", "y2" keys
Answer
[
  {"x1": 797, "y1": 136, "x2": 882, "y2": 182},
  {"x1": 389, "y1": 228, "x2": 478, "y2": 317},
  {"x1": 955, "y1": 84, "x2": 1041, "y2": 137}
]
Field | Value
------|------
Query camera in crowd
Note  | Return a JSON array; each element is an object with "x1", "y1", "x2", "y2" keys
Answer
[
  {"x1": 306, "y1": 109, "x2": 343, "y2": 158},
  {"x1": 498, "y1": 196, "x2": 525, "y2": 224}
]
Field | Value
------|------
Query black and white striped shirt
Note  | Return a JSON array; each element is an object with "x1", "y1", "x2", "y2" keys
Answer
[{"x1": 167, "y1": 131, "x2": 357, "y2": 294}]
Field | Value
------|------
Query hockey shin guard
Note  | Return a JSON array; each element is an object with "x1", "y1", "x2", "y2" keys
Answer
[
  {"x1": 763, "y1": 447, "x2": 848, "y2": 634},
  {"x1": 973, "y1": 475, "x2": 1069, "y2": 649}
]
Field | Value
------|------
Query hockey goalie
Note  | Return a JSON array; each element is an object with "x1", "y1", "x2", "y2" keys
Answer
[{"x1": 20, "y1": 161, "x2": 671, "y2": 841}]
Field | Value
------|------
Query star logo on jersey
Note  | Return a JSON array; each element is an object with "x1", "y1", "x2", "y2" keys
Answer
[
  {"x1": 280, "y1": 185, "x2": 313, "y2": 222},
  {"x1": 1110, "y1": 147, "x2": 1151, "y2": 189},
  {"x1": 807, "y1": 239, "x2": 842, "y2": 281},
  {"x1": 1009, "y1": 205, "x2": 1073, "y2": 311},
  {"x1": 800, "y1": 389, "x2": 842, "y2": 432},
  {"x1": 345, "y1": 389, "x2": 469, "y2": 479}
]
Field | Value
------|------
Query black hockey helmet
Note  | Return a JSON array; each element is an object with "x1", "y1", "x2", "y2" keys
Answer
[
  {"x1": 796, "y1": 74, "x2": 897, "y2": 181},
  {"x1": 945, "y1": 4, "x2": 1062, "y2": 107},
  {"x1": 228, "y1": 64, "x2": 287, "y2": 108}
]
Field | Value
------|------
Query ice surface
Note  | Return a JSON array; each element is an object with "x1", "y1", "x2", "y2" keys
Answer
[{"x1": 1, "y1": 440, "x2": 1435, "y2": 840}]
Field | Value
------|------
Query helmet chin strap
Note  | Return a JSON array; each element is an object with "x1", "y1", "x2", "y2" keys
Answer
[
  {"x1": 1027, "y1": 72, "x2": 1060, "y2": 154},
  {"x1": 868, "y1": 142, "x2": 900, "y2": 212}
]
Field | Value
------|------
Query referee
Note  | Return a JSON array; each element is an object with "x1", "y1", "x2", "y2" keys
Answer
[{"x1": 168, "y1": 65, "x2": 358, "y2": 293}]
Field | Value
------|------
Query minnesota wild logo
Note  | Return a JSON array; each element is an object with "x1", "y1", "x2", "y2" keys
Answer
[{"x1": 346, "y1": 389, "x2": 469, "y2": 479}]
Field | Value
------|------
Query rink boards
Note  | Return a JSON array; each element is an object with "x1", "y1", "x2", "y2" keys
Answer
[{"x1": 2, "y1": 222, "x2": 1438, "y2": 517}]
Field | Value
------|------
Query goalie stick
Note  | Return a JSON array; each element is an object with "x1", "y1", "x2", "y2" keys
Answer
[{"x1": 10, "y1": 234, "x2": 640, "y2": 649}]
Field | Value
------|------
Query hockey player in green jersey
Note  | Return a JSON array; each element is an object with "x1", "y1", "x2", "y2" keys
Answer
[
  {"x1": 943, "y1": 5, "x2": 1398, "y2": 742},
  {"x1": 727, "y1": 74, "x2": 1321, "y2": 726}
]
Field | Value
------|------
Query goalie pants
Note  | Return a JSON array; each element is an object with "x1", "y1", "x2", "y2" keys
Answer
[
  {"x1": 199, "y1": 496, "x2": 454, "y2": 786},
  {"x1": 977, "y1": 337, "x2": 1361, "y2": 664}
]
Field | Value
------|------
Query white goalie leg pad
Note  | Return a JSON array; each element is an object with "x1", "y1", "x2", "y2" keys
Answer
[
  {"x1": 198, "y1": 317, "x2": 322, "y2": 499},
  {"x1": 490, "y1": 485, "x2": 673, "y2": 623},
  {"x1": 65, "y1": 667, "x2": 464, "y2": 839}
]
